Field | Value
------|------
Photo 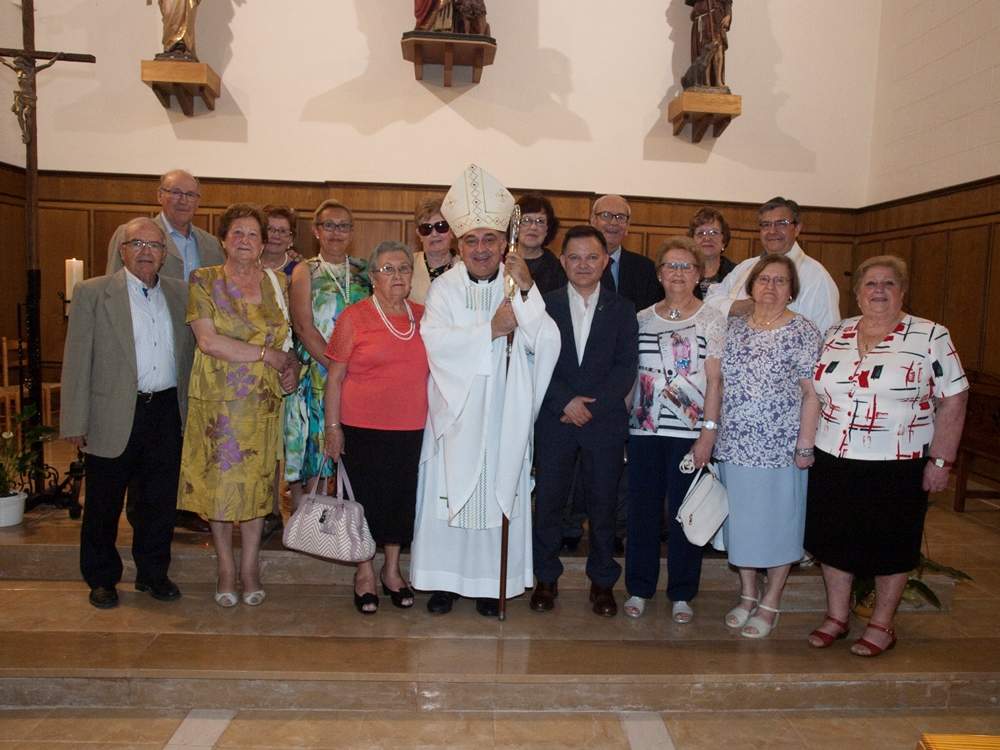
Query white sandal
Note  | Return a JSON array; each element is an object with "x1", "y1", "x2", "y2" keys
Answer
[
  {"x1": 741, "y1": 604, "x2": 780, "y2": 639},
  {"x1": 242, "y1": 589, "x2": 266, "y2": 607},
  {"x1": 214, "y1": 590, "x2": 238, "y2": 608},
  {"x1": 624, "y1": 595, "x2": 647, "y2": 618},
  {"x1": 725, "y1": 594, "x2": 757, "y2": 628},
  {"x1": 672, "y1": 600, "x2": 694, "y2": 624}
]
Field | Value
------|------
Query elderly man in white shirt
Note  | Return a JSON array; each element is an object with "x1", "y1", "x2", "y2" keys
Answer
[
  {"x1": 61, "y1": 217, "x2": 194, "y2": 609},
  {"x1": 704, "y1": 196, "x2": 840, "y2": 334}
]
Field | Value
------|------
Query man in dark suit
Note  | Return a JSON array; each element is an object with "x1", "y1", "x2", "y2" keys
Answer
[
  {"x1": 532, "y1": 225, "x2": 639, "y2": 617},
  {"x1": 592, "y1": 194, "x2": 663, "y2": 311},
  {"x1": 106, "y1": 169, "x2": 222, "y2": 533},
  {"x1": 61, "y1": 217, "x2": 194, "y2": 609}
]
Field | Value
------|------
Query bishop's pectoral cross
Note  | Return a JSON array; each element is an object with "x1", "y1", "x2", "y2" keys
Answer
[{"x1": 0, "y1": 0, "x2": 94, "y2": 494}]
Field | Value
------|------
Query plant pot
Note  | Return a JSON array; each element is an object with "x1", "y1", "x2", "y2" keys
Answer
[{"x1": 0, "y1": 491, "x2": 27, "y2": 527}]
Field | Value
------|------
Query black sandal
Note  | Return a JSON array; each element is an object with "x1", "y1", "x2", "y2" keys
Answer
[
  {"x1": 381, "y1": 575, "x2": 415, "y2": 609},
  {"x1": 353, "y1": 591, "x2": 379, "y2": 615}
]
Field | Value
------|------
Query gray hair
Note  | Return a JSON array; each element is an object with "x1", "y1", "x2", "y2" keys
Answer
[
  {"x1": 853, "y1": 254, "x2": 909, "y2": 296},
  {"x1": 122, "y1": 216, "x2": 165, "y2": 242},
  {"x1": 367, "y1": 240, "x2": 414, "y2": 270},
  {"x1": 758, "y1": 196, "x2": 801, "y2": 224}
]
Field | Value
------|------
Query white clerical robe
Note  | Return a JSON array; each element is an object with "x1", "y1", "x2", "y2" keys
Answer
[{"x1": 410, "y1": 262, "x2": 561, "y2": 598}]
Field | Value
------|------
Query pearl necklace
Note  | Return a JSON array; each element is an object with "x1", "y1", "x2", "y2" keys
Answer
[
  {"x1": 319, "y1": 256, "x2": 350, "y2": 302},
  {"x1": 371, "y1": 295, "x2": 416, "y2": 341},
  {"x1": 262, "y1": 251, "x2": 289, "y2": 271}
]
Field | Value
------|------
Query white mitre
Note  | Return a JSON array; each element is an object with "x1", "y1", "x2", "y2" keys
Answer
[{"x1": 440, "y1": 163, "x2": 514, "y2": 238}]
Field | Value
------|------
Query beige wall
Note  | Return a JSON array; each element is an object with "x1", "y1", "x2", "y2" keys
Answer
[
  {"x1": 1, "y1": 0, "x2": 884, "y2": 207},
  {"x1": 868, "y1": 0, "x2": 1000, "y2": 203}
]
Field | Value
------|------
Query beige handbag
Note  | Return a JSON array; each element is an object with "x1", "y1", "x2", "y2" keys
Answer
[
  {"x1": 282, "y1": 459, "x2": 375, "y2": 562},
  {"x1": 675, "y1": 462, "x2": 729, "y2": 546}
]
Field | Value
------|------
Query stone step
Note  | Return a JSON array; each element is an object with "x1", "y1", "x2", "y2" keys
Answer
[{"x1": 0, "y1": 583, "x2": 994, "y2": 713}]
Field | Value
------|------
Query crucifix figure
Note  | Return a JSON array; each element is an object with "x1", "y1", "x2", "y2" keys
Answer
[{"x1": 1, "y1": 0, "x2": 95, "y2": 499}]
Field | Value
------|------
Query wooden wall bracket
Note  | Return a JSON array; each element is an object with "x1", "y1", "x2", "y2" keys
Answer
[
  {"x1": 400, "y1": 31, "x2": 496, "y2": 87},
  {"x1": 667, "y1": 90, "x2": 742, "y2": 143},
  {"x1": 140, "y1": 59, "x2": 221, "y2": 117}
]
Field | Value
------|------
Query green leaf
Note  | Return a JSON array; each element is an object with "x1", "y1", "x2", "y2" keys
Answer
[{"x1": 906, "y1": 578, "x2": 942, "y2": 609}]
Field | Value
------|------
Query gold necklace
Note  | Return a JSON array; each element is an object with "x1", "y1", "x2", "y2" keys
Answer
[{"x1": 750, "y1": 308, "x2": 786, "y2": 328}]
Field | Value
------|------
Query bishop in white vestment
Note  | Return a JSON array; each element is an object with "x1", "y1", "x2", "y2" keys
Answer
[{"x1": 409, "y1": 164, "x2": 560, "y2": 615}]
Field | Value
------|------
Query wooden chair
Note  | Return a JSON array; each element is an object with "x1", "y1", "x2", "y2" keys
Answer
[
  {"x1": 1, "y1": 337, "x2": 61, "y2": 429},
  {"x1": 1, "y1": 337, "x2": 20, "y2": 435},
  {"x1": 953, "y1": 377, "x2": 1000, "y2": 512}
]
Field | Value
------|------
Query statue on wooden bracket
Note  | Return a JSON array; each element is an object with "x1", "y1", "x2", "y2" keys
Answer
[
  {"x1": 152, "y1": 0, "x2": 201, "y2": 62},
  {"x1": 414, "y1": 0, "x2": 490, "y2": 36},
  {"x1": 682, "y1": 0, "x2": 732, "y2": 91}
]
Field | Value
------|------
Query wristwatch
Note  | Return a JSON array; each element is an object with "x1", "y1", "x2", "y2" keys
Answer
[
  {"x1": 702, "y1": 420, "x2": 718, "y2": 431},
  {"x1": 929, "y1": 457, "x2": 954, "y2": 469}
]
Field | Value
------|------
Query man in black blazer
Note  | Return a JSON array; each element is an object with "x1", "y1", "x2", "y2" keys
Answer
[
  {"x1": 532, "y1": 225, "x2": 639, "y2": 617},
  {"x1": 592, "y1": 194, "x2": 663, "y2": 311}
]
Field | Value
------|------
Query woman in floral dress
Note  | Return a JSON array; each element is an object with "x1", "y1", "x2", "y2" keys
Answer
[
  {"x1": 179, "y1": 204, "x2": 299, "y2": 607},
  {"x1": 284, "y1": 200, "x2": 370, "y2": 507}
]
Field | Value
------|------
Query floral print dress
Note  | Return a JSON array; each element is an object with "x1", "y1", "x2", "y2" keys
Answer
[
  {"x1": 283, "y1": 256, "x2": 369, "y2": 483},
  {"x1": 178, "y1": 266, "x2": 290, "y2": 522}
]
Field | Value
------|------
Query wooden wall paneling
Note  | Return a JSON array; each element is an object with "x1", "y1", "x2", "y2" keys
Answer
[
  {"x1": 981, "y1": 224, "x2": 1000, "y2": 376},
  {"x1": 883, "y1": 236, "x2": 913, "y2": 268},
  {"x1": 813, "y1": 242, "x2": 854, "y2": 319},
  {"x1": 39, "y1": 208, "x2": 90, "y2": 364},
  {"x1": 350, "y1": 218, "x2": 405, "y2": 260},
  {"x1": 908, "y1": 232, "x2": 949, "y2": 323},
  {"x1": 0, "y1": 164, "x2": 25, "y2": 201},
  {"x1": 725, "y1": 236, "x2": 753, "y2": 264},
  {"x1": 941, "y1": 226, "x2": 990, "y2": 372},
  {"x1": 0, "y1": 202, "x2": 27, "y2": 340}
]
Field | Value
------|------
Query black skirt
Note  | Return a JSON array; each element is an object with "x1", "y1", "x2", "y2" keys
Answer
[
  {"x1": 805, "y1": 448, "x2": 928, "y2": 576},
  {"x1": 340, "y1": 425, "x2": 423, "y2": 546}
]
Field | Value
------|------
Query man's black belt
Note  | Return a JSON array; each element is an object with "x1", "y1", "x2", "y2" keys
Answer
[{"x1": 136, "y1": 387, "x2": 177, "y2": 403}]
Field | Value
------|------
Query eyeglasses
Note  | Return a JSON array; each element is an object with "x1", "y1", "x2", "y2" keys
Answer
[
  {"x1": 660, "y1": 261, "x2": 694, "y2": 271},
  {"x1": 461, "y1": 234, "x2": 501, "y2": 249},
  {"x1": 594, "y1": 211, "x2": 630, "y2": 224},
  {"x1": 758, "y1": 219, "x2": 796, "y2": 230},
  {"x1": 267, "y1": 226, "x2": 292, "y2": 237},
  {"x1": 159, "y1": 187, "x2": 200, "y2": 201},
  {"x1": 863, "y1": 279, "x2": 897, "y2": 290},
  {"x1": 374, "y1": 264, "x2": 414, "y2": 276},
  {"x1": 121, "y1": 239, "x2": 166, "y2": 252},
  {"x1": 417, "y1": 220, "x2": 450, "y2": 236},
  {"x1": 755, "y1": 274, "x2": 790, "y2": 286},
  {"x1": 694, "y1": 228, "x2": 722, "y2": 238},
  {"x1": 519, "y1": 216, "x2": 548, "y2": 227},
  {"x1": 317, "y1": 221, "x2": 353, "y2": 233}
]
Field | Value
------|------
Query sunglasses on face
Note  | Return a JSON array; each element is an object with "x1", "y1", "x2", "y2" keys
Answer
[{"x1": 417, "y1": 220, "x2": 450, "y2": 236}]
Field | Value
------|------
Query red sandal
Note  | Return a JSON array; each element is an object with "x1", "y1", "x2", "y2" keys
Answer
[
  {"x1": 851, "y1": 621, "x2": 897, "y2": 657},
  {"x1": 808, "y1": 615, "x2": 850, "y2": 648}
]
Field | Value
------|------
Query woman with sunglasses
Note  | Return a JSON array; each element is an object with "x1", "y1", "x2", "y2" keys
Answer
[
  {"x1": 409, "y1": 198, "x2": 456, "y2": 304},
  {"x1": 624, "y1": 237, "x2": 725, "y2": 623},
  {"x1": 284, "y1": 200, "x2": 370, "y2": 511}
]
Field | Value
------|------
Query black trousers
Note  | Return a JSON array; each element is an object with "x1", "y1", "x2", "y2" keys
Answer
[
  {"x1": 534, "y1": 430, "x2": 625, "y2": 588},
  {"x1": 79, "y1": 389, "x2": 182, "y2": 589}
]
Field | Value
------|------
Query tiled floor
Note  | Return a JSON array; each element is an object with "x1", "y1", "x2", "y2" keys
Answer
[{"x1": 1, "y1": 707, "x2": 999, "y2": 748}]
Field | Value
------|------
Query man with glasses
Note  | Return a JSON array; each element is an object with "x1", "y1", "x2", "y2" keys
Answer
[
  {"x1": 106, "y1": 169, "x2": 224, "y2": 283},
  {"x1": 61, "y1": 218, "x2": 194, "y2": 609},
  {"x1": 410, "y1": 164, "x2": 561, "y2": 618},
  {"x1": 591, "y1": 194, "x2": 663, "y2": 311},
  {"x1": 704, "y1": 196, "x2": 840, "y2": 333}
]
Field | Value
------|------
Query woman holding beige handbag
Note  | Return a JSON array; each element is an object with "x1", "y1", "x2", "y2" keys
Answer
[{"x1": 324, "y1": 241, "x2": 430, "y2": 615}]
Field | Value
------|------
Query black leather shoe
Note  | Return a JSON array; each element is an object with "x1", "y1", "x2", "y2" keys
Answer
[
  {"x1": 426, "y1": 590, "x2": 459, "y2": 614},
  {"x1": 89, "y1": 586, "x2": 119, "y2": 609},
  {"x1": 135, "y1": 578, "x2": 181, "y2": 601},
  {"x1": 175, "y1": 510, "x2": 211, "y2": 533},
  {"x1": 261, "y1": 513, "x2": 283, "y2": 541},
  {"x1": 475, "y1": 597, "x2": 500, "y2": 617},
  {"x1": 530, "y1": 581, "x2": 558, "y2": 612},
  {"x1": 561, "y1": 536, "x2": 581, "y2": 552},
  {"x1": 589, "y1": 582, "x2": 617, "y2": 617}
]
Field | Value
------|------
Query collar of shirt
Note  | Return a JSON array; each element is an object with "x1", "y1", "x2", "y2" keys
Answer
[
  {"x1": 124, "y1": 267, "x2": 160, "y2": 296},
  {"x1": 567, "y1": 283, "x2": 598, "y2": 309},
  {"x1": 467, "y1": 267, "x2": 500, "y2": 284},
  {"x1": 609, "y1": 247, "x2": 622, "y2": 264},
  {"x1": 759, "y1": 242, "x2": 805, "y2": 267},
  {"x1": 159, "y1": 211, "x2": 191, "y2": 240}
]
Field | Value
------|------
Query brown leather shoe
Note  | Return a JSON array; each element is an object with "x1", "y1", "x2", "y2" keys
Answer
[
  {"x1": 589, "y1": 582, "x2": 617, "y2": 617},
  {"x1": 530, "y1": 581, "x2": 558, "y2": 612}
]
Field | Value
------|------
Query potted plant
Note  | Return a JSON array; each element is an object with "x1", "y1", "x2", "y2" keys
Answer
[
  {"x1": 0, "y1": 405, "x2": 55, "y2": 527},
  {"x1": 851, "y1": 551, "x2": 972, "y2": 615}
]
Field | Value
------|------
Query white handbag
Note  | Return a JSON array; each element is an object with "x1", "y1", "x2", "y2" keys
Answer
[
  {"x1": 282, "y1": 459, "x2": 376, "y2": 563},
  {"x1": 675, "y1": 462, "x2": 729, "y2": 546}
]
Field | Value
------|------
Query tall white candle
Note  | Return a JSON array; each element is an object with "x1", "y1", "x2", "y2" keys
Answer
[{"x1": 65, "y1": 258, "x2": 84, "y2": 301}]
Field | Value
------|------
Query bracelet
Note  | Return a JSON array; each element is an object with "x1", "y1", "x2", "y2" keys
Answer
[
  {"x1": 325, "y1": 422, "x2": 340, "y2": 429},
  {"x1": 794, "y1": 447, "x2": 814, "y2": 458},
  {"x1": 258, "y1": 345, "x2": 266, "y2": 362}
]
